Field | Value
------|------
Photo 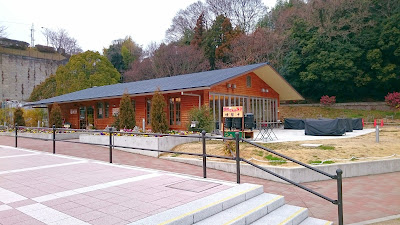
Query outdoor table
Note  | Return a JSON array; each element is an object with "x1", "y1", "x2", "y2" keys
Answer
[{"x1": 255, "y1": 122, "x2": 278, "y2": 141}]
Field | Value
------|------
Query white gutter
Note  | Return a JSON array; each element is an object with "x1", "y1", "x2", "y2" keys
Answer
[{"x1": 181, "y1": 92, "x2": 201, "y2": 109}]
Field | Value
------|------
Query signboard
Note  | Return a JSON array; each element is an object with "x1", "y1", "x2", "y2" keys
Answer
[
  {"x1": 112, "y1": 108, "x2": 120, "y2": 116},
  {"x1": 223, "y1": 106, "x2": 243, "y2": 118},
  {"x1": 223, "y1": 131, "x2": 242, "y2": 138},
  {"x1": 70, "y1": 109, "x2": 77, "y2": 115}
]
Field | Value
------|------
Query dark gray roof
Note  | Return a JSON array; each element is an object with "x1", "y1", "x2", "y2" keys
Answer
[{"x1": 27, "y1": 62, "x2": 268, "y2": 106}]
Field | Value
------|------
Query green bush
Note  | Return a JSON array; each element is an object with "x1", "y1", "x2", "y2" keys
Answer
[
  {"x1": 13, "y1": 107, "x2": 26, "y2": 126},
  {"x1": 119, "y1": 93, "x2": 135, "y2": 129},
  {"x1": 49, "y1": 102, "x2": 63, "y2": 128},
  {"x1": 187, "y1": 105, "x2": 213, "y2": 133},
  {"x1": 151, "y1": 89, "x2": 168, "y2": 133}
]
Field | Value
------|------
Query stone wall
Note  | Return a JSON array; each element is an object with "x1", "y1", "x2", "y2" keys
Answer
[{"x1": 0, "y1": 48, "x2": 66, "y2": 101}]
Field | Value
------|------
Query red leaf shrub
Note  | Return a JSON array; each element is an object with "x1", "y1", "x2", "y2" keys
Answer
[
  {"x1": 320, "y1": 95, "x2": 336, "y2": 106},
  {"x1": 385, "y1": 92, "x2": 400, "y2": 109}
]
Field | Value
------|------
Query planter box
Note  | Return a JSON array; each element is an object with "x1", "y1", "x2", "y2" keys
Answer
[
  {"x1": 0, "y1": 132, "x2": 84, "y2": 140},
  {"x1": 79, "y1": 134, "x2": 201, "y2": 157}
]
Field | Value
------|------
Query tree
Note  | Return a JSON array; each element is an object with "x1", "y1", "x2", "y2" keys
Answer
[
  {"x1": 166, "y1": 1, "x2": 211, "y2": 42},
  {"x1": 49, "y1": 102, "x2": 63, "y2": 128},
  {"x1": 46, "y1": 28, "x2": 82, "y2": 55},
  {"x1": 118, "y1": 93, "x2": 136, "y2": 129},
  {"x1": 13, "y1": 108, "x2": 25, "y2": 126},
  {"x1": 29, "y1": 75, "x2": 56, "y2": 102},
  {"x1": 0, "y1": 25, "x2": 7, "y2": 37},
  {"x1": 191, "y1": 13, "x2": 206, "y2": 47},
  {"x1": 150, "y1": 89, "x2": 168, "y2": 133},
  {"x1": 187, "y1": 105, "x2": 213, "y2": 132},
  {"x1": 103, "y1": 36, "x2": 143, "y2": 79},
  {"x1": 125, "y1": 44, "x2": 209, "y2": 81},
  {"x1": 29, "y1": 51, "x2": 121, "y2": 101},
  {"x1": 24, "y1": 108, "x2": 46, "y2": 127}
]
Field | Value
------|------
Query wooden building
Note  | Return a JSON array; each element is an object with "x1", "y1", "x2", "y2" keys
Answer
[{"x1": 27, "y1": 63, "x2": 303, "y2": 130}]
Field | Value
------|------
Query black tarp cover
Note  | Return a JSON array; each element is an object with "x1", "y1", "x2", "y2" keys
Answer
[
  {"x1": 352, "y1": 118, "x2": 363, "y2": 130},
  {"x1": 337, "y1": 118, "x2": 353, "y2": 132},
  {"x1": 284, "y1": 118, "x2": 305, "y2": 129},
  {"x1": 305, "y1": 119, "x2": 346, "y2": 136}
]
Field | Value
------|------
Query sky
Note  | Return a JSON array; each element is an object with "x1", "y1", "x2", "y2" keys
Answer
[{"x1": 0, "y1": 0, "x2": 277, "y2": 53}]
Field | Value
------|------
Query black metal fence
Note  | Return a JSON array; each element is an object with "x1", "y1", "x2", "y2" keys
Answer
[{"x1": 12, "y1": 124, "x2": 343, "y2": 225}]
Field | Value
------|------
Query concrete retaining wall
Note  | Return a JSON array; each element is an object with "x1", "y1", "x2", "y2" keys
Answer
[
  {"x1": 164, "y1": 157, "x2": 400, "y2": 183},
  {"x1": 0, "y1": 132, "x2": 83, "y2": 140},
  {"x1": 79, "y1": 134, "x2": 201, "y2": 157}
]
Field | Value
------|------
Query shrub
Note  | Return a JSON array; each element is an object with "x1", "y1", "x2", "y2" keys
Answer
[
  {"x1": 385, "y1": 92, "x2": 400, "y2": 109},
  {"x1": 25, "y1": 108, "x2": 46, "y2": 127},
  {"x1": 223, "y1": 141, "x2": 236, "y2": 156},
  {"x1": 111, "y1": 115, "x2": 120, "y2": 130},
  {"x1": 119, "y1": 93, "x2": 136, "y2": 129},
  {"x1": 187, "y1": 105, "x2": 213, "y2": 132},
  {"x1": 151, "y1": 89, "x2": 168, "y2": 133},
  {"x1": 49, "y1": 102, "x2": 63, "y2": 128},
  {"x1": 320, "y1": 95, "x2": 336, "y2": 106},
  {"x1": 0, "y1": 108, "x2": 13, "y2": 126},
  {"x1": 13, "y1": 107, "x2": 26, "y2": 126}
]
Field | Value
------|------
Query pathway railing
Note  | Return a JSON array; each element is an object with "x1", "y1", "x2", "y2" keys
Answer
[{"x1": 11, "y1": 124, "x2": 343, "y2": 225}]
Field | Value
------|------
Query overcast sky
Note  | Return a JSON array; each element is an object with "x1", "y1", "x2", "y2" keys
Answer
[{"x1": 0, "y1": 0, "x2": 277, "y2": 53}]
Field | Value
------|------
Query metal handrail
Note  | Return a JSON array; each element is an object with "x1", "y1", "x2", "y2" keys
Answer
[{"x1": 11, "y1": 125, "x2": 343, "y2": 225}]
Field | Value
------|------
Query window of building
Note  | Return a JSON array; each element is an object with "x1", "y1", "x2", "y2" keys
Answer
[
  {"x1": 146, "y1": 99, "x2": 151, "y2": 125},
  {"x1": 97, "y1": 102, "x2": 103, "y2": 119},
  {"x1": 246, "y1": 75, "x2": 252, "y2": 87},
  {"x1": 131, "y1": 100, "x2": 136, "y2": 112},
  {"x1": 169, "y1": 97, "x2": 181, "y2": 125},
  {"x1": 105, "y1": 102, "x2": 109, "y2": 118}
]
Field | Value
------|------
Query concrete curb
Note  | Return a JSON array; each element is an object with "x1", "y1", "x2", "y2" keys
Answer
[{"x1": 163, "y1": 157, "x2": 400, "y2": 183}]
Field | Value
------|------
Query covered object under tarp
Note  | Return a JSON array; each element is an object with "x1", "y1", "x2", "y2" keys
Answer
[
  {"x1": 305, "y1": 119, "x2": 346, "y2": 136},
  {"x1": 284, "y1": 118, "x2": 305, "y2": 129},
  {"x1": 337, "y1": 118, "x2": 353, "y2": 132},
  {"x1": 352, "y1": 118, "x2": 363, "y2": 130}
]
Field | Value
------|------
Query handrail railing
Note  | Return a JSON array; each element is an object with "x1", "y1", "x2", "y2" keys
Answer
[{"x1": 10, "y1": 125, "x2": 343, "y2": 225}]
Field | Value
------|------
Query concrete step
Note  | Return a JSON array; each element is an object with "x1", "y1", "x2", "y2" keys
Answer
[
  {"x1": 131, "y1": 183, "x2": 264, "y2": 225},
  {"x1": 251, "y1": 204, "x2": 308, "y2": 225},
  {"x1": 298, "y1": 217, "x2": 334, "y2": 225},
  {"x1": 194, "y1": 193, "x2": 284, "y2": 225}
]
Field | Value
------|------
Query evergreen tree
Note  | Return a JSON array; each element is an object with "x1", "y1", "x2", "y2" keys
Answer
[
  {"x1": 13, "y1": 107, "x2": 26, "y2": 127},
  {"x1": 118, "y1": 93, "x2": 136, "y2": 129},
  {"x1": 150, "y1": 89, "x2": 168, "y2": 133},
  {"x1": 49, "y1": 102, "x2": 63, "y2": 128},
  {"x1": 191, "y1": 13, "x2": 205, "y2": 48}
]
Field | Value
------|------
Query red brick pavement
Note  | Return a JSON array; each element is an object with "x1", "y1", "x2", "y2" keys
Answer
[{"x1": 0, "y1": 135, "x2": 399, "y2": 224}]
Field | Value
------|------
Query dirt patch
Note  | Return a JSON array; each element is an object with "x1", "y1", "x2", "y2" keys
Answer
[{"x1": 161, "y1": 126, "x2": 400, "y2": 167}]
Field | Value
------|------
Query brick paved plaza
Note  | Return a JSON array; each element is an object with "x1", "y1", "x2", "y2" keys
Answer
[{"x1": 0, "y1": 136, "x2": 399, "y2": 224}]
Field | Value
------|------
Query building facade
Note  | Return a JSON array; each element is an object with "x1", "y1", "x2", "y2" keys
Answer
[{"x1": 28, "y1": 63, "x2": 303, "y2": 131}]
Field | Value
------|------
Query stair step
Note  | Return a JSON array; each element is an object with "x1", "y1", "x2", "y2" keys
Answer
[
  {"x1": 194, "y1": 193, "x2": 284, "y2": 225},
  {"x1": 131, "y1": 183, "x2": 263, "y2": 225},
  {"x1": 298, "y1": 217, "x2": 333, "y2": 225},
  {"x1": 251, "y1": 204, "x2": 308, "y2": 225}
]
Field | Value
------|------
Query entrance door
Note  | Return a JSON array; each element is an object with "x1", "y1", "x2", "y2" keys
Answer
[
  {"x1": 79, "y1": 107, "x2": 86, "y2": 129},
  {"x1": 87, "y1": 106, "x2": 94, "y2": 128}
]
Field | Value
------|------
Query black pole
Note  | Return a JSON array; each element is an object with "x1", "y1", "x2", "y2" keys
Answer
[
  {"x1": 337, "y1": 169, "x2": 344, "y2": 225},
  {"x1": 202, "y1": 130, "x2": 207, "y2": 178},
  {"x1": 235, "y1": 132, "x2": 240, "y2": 184},
  {"x1": 109, "y1": 127, "x2": 113, "y2": 163},
  {"x1": 15, "y1": 123, "x2": 18, "y2": 148},
  {"x1": 52, "y1": 125, "x2": 56, "y2": 154}
]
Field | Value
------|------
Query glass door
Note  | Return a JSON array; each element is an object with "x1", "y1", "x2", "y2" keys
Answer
[{"x1": 79, "y1": 107, "x2": 86, "y2": 129}]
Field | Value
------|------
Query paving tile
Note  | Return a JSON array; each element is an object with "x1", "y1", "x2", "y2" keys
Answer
[
  {"x1": 74, "y1": 210, "x2": 108, "y2": 222},
  {"x1": 88, "y1": 215, "x2": 127, "y2": 225}
]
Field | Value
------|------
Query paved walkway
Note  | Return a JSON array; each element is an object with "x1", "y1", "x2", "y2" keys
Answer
[{"x1": 0, "y1": 135, "x2": 399, "y2": 224}]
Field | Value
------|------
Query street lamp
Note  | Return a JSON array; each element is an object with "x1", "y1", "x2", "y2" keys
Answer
[{"x1": 41, "y1": 27, "x2": 49, "y2": 46}]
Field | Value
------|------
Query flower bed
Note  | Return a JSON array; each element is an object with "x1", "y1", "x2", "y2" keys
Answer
[{"x1": 0, "y1": 128, "x2": 85, "y2": 140}]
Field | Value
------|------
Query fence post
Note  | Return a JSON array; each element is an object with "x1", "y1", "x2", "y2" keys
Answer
[
  {"x1": 336, "y1": 169, "x2": 344, "y2": 225},
  {"x1": 109, "y1": 128, "x2": 113, "y2": 163},
  {"x1": 52, "y1": 125, "x2": 56, "y2": 154},
  {"x1": 235, "y1": 132, "x2": 240, "y2": 184},
  {"x1": 15, "y1": 123, "x2": 18, "y2": 148},
  {"x1": 202, "y1": 130, "x2": 207, "y2": 178}
]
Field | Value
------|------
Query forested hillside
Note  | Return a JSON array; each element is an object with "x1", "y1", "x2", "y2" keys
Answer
[{"x1": 123, "y1": 0, "x2": 400, "y2": 102}]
